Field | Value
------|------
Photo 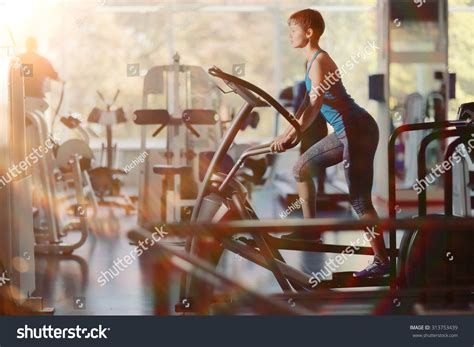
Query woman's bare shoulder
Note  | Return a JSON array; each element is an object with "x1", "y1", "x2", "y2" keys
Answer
[
  {"x1": 315, "y1": 51, "x2": 338, "y2": 72},
  {"x1": 315, "y1": 51, "x2": 335, "y2": 65}
]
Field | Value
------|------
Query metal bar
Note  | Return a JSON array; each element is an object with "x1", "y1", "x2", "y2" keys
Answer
[
  {"x1": 246, "y1": 236, "x2": 396, "y2": 256},
  {"x1": 218, "y1": 145, "x2": 272, "y2": 191},
  {"x1": 106, "y1": 125, "x2": 113, "y2": 168},
  {"x1": 231, "y1": 194, "x2": 293, "y2": 292},
  {"x1": 444, "y1": 138, "x2": 466, "y2": 216},
  {"x1": 222, "y1": 238, "x2": 312, "y2": 288},
  {"x1": 133, "y1": 216, "x2": 473, "y2": 305},
  {"x1": 190, "y1": 102, "x2": 254, "y2": 222},
  {"x1": 128, "y1": 214, "x2": 474, "y2": 314},
  {"x1": 181, "y1": 102, "x2": 254, "y2": 303},
  {"x1": 128, "y1": 230, "x2": 309, "y2": 315},
  {"x1": 418, "y1": 127, "x2": 473, "y2": 216},
  {"x1": 387, "y1": 120, "x2": 470, "y2": 288},
  {"x1": 160, "y1": 217, "x2": 474, "y2": 237},
  {"x1": 153, "y1": 256, "x2": 172, "y2": 315},
  {"x1": 212, "y1": 285, "x2": 473, "y2": 305},
  {"x1": 388, "y1": 121, "x2": 467, "y2": 218},
  {"x1": 231, "y1": 200, "x2": 306, "y2": 290}
]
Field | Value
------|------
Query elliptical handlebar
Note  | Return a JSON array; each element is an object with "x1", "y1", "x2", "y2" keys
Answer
[
  {"x1": 217, "y1": 145, "x2": 274, "y2": 193},
  {"x1": 208, "y1": 66, "x2": 301, "y2": 149}
]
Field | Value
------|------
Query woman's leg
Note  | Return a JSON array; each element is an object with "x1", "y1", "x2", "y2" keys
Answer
[
  {"x1": 340, "y1": 115, "x2": 389, "y2": 276},
  {"x1": 292, "y1": 133, "x2": 343, "y2": 218},
  {"x1": 300, "y1": 114, "x2": 328, "y2": 195},
  {"x1": 348, "y1": 153, "x2": 388, "y2": 264},
  {"x1": 357, "y1": 204, "x2": 389, "y2": 264},
  {"x1": 282, "y1": 133, "x2": 343, "y2": 240},
  {"x1": 296, "y1": 181, "x2": 317, "y2": 218}
]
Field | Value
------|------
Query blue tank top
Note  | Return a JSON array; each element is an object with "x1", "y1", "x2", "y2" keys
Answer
[{"x1": 305, "y1": 50, "x2": 367, "y2": 135}]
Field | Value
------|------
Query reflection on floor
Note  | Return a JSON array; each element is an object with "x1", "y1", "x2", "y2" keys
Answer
[
  {"x1": 35, "y1": 208, "x2": 152, "y2": 315},
  {"x1": 34, "y1": 185, "x2": 392, "y2": 315}
]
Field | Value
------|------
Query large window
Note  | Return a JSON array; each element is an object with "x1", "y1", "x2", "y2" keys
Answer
[{"x1": 5, "y1": 0, "x2": 473, "y2": 142}]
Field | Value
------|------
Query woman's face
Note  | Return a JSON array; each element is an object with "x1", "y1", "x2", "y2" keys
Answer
[{"x1": 289, "y1": 22, "x2": 309, "y2": 48}]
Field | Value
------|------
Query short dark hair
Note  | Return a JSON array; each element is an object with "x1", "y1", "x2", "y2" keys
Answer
[{"x1": 288, "y1": 9, "x2": 325, "y2": 40}]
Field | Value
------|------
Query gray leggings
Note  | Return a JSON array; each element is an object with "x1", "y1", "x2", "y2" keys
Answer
[{"x1": 293, "y1": 114, "x2": 379, "y2": 217}]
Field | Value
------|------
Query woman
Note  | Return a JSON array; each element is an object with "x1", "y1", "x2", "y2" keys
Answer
[{"x1": 270, "y1": 9, "x2": 389, "y2": 278}]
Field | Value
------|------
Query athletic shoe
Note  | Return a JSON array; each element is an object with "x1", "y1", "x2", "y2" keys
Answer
[{"x1": 353, "y1": 258, "x2": 390, "y2": 278}]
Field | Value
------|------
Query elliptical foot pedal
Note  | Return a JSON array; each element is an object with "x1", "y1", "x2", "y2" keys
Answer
[{"x1": 281, "y1": 231, "x2": 322, "y2": 242}]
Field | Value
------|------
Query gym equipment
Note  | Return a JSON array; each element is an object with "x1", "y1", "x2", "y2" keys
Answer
[
  {"x1": 129, "y1": 217, "x2": 473, "y2": 315},
  {"x1": 181, "y1": 67, "x2": 395, "y2": 310},
  {"x1": 135, "y1": 53, "x2": 223, "y2": 226},
  {"x1": 88, "y1": 90, "x2": 135, "y2": 213},
  {"x1": 53, "y1": 113, "x2": 102, "y2": 219},
  {"x1": 128, "y1": 228, "x2": 310, "y2": 315},
  {"x1": 54, "y1": 113, "x2": 95, "y2": 172},
  {"x1": 25, "y1": 93, "x2": 96, "y2": 255},
  {"x1": 45, "y1": 81, "x2": 95, "y2": 175},
  {"x1": 219, "y1": 109, "x2": 274, "y2": 198},
  {"x1": 400, "y1": 105, "x2": 474, "y2": 290},
  {"x1": 388, "y1": 103, "x2": 474, "y2": 299},
  {"x1": 130, "y1": 69, "x2": 473, "y2": 315},
  {"x1": 88, "y1": 90, "x2": 126, "y2": 171},
  {"x1": 371, "y1": 0, "x2": 455, "y2": 208},
  {"x1": 452, "y1": 102, "x2": 474, "y2": 216},
  {"x1": 401, "y1": 93, "x2": 425, "y2": 186},
  {"x1": 31, "y1": 81, "x2": 99, "y2": 221},
  {"x1": 425, "y1": 71, "x2": 448, "y2": 124},
  {"x1": 134, "y1": 107, "x2": 267, "y2": 223},
  {"x1": 135, "y1": 54, "x2": 273, "y2": 226},
  {"x1": 134, "y1": 108, "x2": 222, "y2": 223},
  {"x1": 0, "y1": 56, "x2": 52, "y2": 314},
  {"x1": 26, "y1": 114, "x2": 91, "y2": 255}
]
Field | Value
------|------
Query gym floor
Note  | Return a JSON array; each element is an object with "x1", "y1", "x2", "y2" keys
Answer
[{"x1": 34, "y1": 184, "x2": 399, "y2": 315}]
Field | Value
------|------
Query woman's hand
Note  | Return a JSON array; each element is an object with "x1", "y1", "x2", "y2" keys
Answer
[
  {"x1": 270, "y1": 133, "x2": 296, "y2": 153},
  {"x1": 269, "y1": 135, "x2": 284, "y2": 153}
]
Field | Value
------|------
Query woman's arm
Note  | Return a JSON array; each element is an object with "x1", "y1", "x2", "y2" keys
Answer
[
  {"x1": 284, "y1": 57, "x2": 325, "y2": 138},
  {"x1": 294, "y1": 92, "x2": 310, "y2": 120},
  {"x1": 271, "y1": 56, "x2": 327, "y2": 153},
  {"x1": 280, "y1": 93, "x2": 309, "y2": 138}
]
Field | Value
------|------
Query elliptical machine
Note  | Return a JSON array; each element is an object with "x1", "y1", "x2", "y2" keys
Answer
[
  {"x1": 173, "y1": 68, "x2": 474, "y2": 314},
  {"x1": 176, "y1": 67, "x2": 301, "y2": 312},
  {"x1": 189, "y1": 68, "x2": 301, "y2": 224}
]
